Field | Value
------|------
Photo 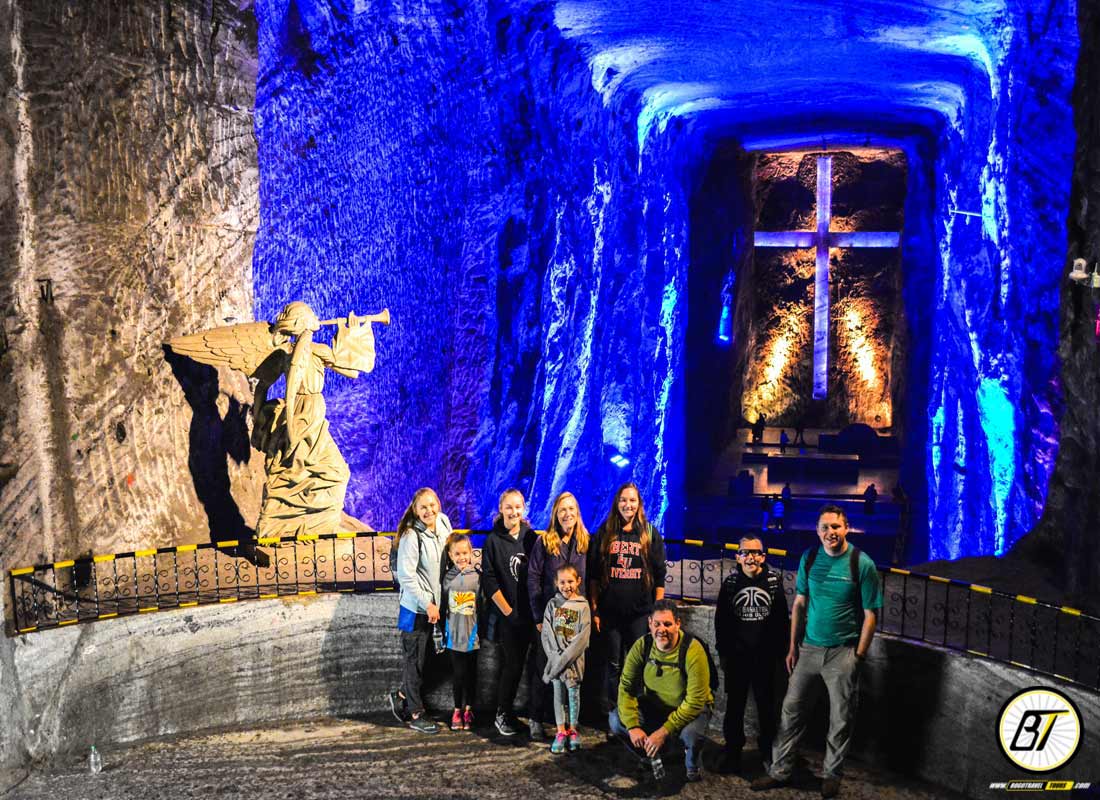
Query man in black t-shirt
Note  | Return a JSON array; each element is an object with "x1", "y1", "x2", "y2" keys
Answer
[{"x1": 714, "y1": 535, "x2": 788, "y2": 773}]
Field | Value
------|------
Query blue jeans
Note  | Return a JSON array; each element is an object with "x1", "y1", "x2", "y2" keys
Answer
[{"x1": 609, "y1": 703, "x2": 713, "y2": 770}]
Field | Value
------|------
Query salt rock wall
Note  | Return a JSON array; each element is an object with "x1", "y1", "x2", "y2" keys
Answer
[
  {"x1": 924, "y1": 8, "x2": 1076, "y2": 561},
  {"x1": 1020, "y1": 1, "x2": 1100, "y2": 600},
  {"x1": 253, "y1": 0, "x2": 689, "y2": 531},
  {"x1": 0, "y1": 0, "x2": 261, "y2": 576}
]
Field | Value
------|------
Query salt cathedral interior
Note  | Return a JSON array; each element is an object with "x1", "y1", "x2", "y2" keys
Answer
[{"x1": 1, "y1": 0, "x2": 1099, "y2": 797}]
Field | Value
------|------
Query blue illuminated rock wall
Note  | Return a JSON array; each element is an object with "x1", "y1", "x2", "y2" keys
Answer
[
  {"x1": 251, "y1": 0, "x2": 1078, "y2": 561},
  {"x1": 252, "y1": 0, "x2": 689, "y2": 531},
  {"x1": 924, "y1": 12, "x2": 1076, "y2": 559}
]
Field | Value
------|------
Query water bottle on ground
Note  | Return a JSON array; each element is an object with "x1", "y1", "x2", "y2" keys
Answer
[
  {"x1": 649, "y1": 755, "x2": 665, "y2": 780},
  {"x1": 89, "y1": 745, "x2": 102, "y2": 775}
]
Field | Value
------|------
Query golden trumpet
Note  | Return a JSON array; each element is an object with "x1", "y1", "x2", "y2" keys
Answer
[{"x1": 318, "y1": 308, "x2": 391, "y2": 326}]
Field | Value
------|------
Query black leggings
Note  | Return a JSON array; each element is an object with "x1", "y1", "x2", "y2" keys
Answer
[
  {"x1": 496, "y1": 623, "x2": 534, "y2": 714},
  {"x1": 450, "y1": 650, "x2": 477, "y2": 709},
  {"x1": 604, "y1": 614, "x2": 650, "y2": 707}
]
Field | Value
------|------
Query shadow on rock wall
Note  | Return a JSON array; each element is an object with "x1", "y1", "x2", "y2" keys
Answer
[{"x1": 164, "y1": 346, "x2": 254, "y2": 544}]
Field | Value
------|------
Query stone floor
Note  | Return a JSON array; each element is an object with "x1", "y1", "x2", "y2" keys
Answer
[{"x1": 1, "y1": 716, "x2": 965, "y2": 800}]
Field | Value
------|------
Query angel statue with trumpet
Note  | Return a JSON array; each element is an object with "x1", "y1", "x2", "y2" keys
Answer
[{"x1": 168, "y1": 301, "x2": 389, "y2": 538}]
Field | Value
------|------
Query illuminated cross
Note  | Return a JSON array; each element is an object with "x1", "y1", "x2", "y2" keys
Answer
[{"x1": 754, "y1": 155, "x2": 900, "y2": 399}]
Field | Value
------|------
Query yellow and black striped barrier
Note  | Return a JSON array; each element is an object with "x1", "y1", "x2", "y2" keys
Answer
[{"x1": 7, "y1": 534, "x2": 1099, "y2": 692}]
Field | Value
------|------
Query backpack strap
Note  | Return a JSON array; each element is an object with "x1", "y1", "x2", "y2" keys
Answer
[
  {"x1": 678, "y1": 631, "x2": 693, "y2": 681},
  {"x1": 803, "y1": 546, "x2": 818, "y2": 602},
  {"x1": 848, "y1": 545, "x2": 863, "y2": 613},
  {"x1": 633, "y1": 634, "x2": 655, "y2": 696}
]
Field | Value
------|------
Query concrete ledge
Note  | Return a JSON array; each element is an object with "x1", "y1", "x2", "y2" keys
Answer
[{"x1": 2, "y1": 594, "x2": 1097, "y2": 799}]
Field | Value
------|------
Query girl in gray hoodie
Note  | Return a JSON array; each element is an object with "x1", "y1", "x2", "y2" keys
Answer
[{"x1": 541, "y1": 563, "x2": 592, "y2": 754}]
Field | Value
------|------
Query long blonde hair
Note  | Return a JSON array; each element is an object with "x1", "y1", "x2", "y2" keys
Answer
[
  {"x1": 395, "y1": 487, "x2": 440, "y2": 547},
  {"x1": 597, "y1": 482, "x2": 653, "y2": 590},
  {"x1": 542, "y1": 491, "x2": 590, "y2": 557}
]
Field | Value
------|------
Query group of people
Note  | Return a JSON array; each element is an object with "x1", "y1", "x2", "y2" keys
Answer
[
  {"x1": 388, "y1": 483, "x2": 882, "y2": 798},
  {"x1": 388, "y1": 482, "x2": 668, "y2": 751}
]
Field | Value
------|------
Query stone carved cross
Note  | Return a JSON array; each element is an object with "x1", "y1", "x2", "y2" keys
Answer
[{"x1": 754, "y1": 155, "x2": 900, "y2": 400}]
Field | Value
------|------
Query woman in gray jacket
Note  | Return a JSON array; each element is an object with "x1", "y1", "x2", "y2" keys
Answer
[{"x1": 390, "y1": 487, "x2": 452, "y2": 734}]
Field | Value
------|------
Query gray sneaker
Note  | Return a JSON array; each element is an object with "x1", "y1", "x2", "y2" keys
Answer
[
  {"x1": 409, "y1": 715, "x2": 439, "y2": 734},
  {"x1": 494, "y1": 712, "x2": 518, "y2": 737},
  {"x1": 528, "y1": 720, "x2": 546, "y2": 741}
]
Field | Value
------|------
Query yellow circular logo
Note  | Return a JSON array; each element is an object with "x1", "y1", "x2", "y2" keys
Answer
[{"x1": 996, "y1": 687, "x2": 1083, "y2": 773}]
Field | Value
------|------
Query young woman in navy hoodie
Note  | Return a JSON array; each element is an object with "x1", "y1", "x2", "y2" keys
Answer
[
  {"x1": 587, "y1": 482, "x2": 667, "y2": 711},
  {"x1": 527, "y1": 491, "x2": 590, "y2": 739},
  {"x1": 481, "y1": 487, "x2": 538, "y2": 737}
]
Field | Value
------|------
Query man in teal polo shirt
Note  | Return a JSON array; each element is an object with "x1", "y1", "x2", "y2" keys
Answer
[{"x1": 752, "y1": 504, "x2": 882, "y2": 799}]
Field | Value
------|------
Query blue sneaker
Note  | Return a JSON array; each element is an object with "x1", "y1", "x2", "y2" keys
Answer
[{"x1": 550, "y1": 732, "x2": 567, "y2": 754}]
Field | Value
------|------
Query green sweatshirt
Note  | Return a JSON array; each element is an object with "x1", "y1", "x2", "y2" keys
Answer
[{"x1": 617, "y1": 633, "x2": 713, "y2": 735}]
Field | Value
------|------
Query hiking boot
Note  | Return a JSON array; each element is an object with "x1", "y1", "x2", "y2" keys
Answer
[
  {"x1": 494, "y1": 712, "x2": 518, "y2": 737},
  {"x1": 409, "y1": 715, "x2": 439, "y2": 734},
  {"x1": 462, "y1": 709, "x2": 474, "y2": 730},
  {"x1": 751, "y1": 775, "x2": 788, "y2": 792},
  {"x1": 389, "y1": 690, "x2": 409, "y2": 723},
  {"x1": 529, "y1": 719, "x2": 546, "y2": 741},
  {"x1": 821, "y1": 777, "x2": 841, "y2": 798},
  {"x1": 450, "y1": 710, "x2": 463, "y2": 731},
  {"x1": 568, "y1": 730, "x2": 582, "y2": 751},
  {"x1": 550, "y1": 732, "x2": 568, "y2": 754},
  {"x1": 686, "y1": 766, "x2": 703, "y2": 783}
]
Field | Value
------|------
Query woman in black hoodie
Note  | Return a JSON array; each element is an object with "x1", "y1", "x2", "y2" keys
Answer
[
  {"x1": 587, "y1": 482, "x2": 667, "y2": 710},
  {"x1": 481, "y1": 487, "x2": 538, "y2": 737}
]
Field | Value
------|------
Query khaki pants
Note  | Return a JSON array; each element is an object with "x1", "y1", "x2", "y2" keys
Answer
[{"x1": 769, "y1": 644, "x2": 860, "y2": 780}]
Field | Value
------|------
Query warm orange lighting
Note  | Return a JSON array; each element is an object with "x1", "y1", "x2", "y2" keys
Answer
[
  {"x1": 765, "y1": 333, "x2": 793, "y2": 385},
  {"x1": 843, "y1": 308, "x2": 878, "y2": 386},
  {"x1": 741, "y1": 305, "x2": 809, "y2": 423}
]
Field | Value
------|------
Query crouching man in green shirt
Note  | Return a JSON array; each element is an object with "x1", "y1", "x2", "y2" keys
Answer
[{"x1": 609, "y1": 599, "x2": 714, "y2": 782}]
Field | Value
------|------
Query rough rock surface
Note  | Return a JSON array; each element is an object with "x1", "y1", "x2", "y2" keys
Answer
[
  {"x1": 2, "y1": 593, "x2": 1096, "y2": 796},
  {"x1": 4, "y1": 717, "x2": 965, "y2": 800},
  {"x1": 1018, "y1": 0, "x2": 1100, "y2": 602},
  {"x1": 0, "y1": 0, "x2": 261, "y2": 575},
  {"x1": 252, "y1": 0, "x2": 691, "y2": 533}
]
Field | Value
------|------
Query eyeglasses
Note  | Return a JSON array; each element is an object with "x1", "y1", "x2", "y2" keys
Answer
[{"x1": 737, "y1": 550, "x2": 765, "y2": 559}]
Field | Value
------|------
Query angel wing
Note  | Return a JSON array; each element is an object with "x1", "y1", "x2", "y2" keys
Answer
[{"x1": 167, "y1": 321, "x2": 290, "y2": 378}]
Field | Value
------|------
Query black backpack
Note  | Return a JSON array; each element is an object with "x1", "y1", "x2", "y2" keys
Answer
[
  {"x1": 636, "y1": 630, "x2": 720, "y2": 694},
  {"x1": 389, "y1": 520, "x2": 448, "y2": 591}
]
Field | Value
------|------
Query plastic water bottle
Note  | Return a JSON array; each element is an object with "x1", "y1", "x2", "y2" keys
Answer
[
  {"x1": 649, "y1": 755, "x2": 665, "y2": 780},
  {"x1": 89, "y1": 745, "x2": 102, "y2": 775},
  {"x1": 432, "y1": 623, "x2": 445, "y2": 654}
]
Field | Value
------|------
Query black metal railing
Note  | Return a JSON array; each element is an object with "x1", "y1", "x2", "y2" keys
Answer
[
  {"x1": 7, "y1": 532, "x2": 401, "y2": 632},
  {"x1": 661, "y1": 538, "x2": 1100, "y2": 692},
  {"x1": 8, "y1": 535, "x2": 1099, "y2": 692}
]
